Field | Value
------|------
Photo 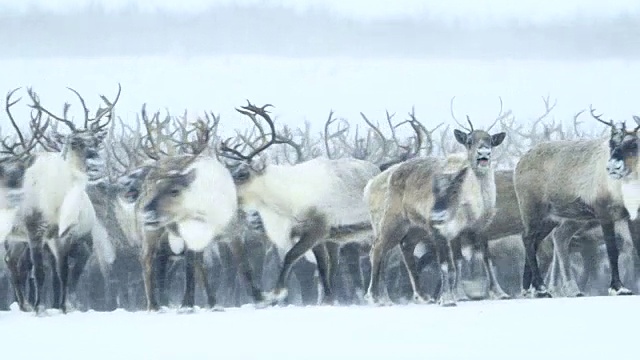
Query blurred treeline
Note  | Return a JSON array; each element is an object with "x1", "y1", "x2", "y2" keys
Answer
[{"x1": 1, "y1": 3, "x2": 638, "y2": 59}]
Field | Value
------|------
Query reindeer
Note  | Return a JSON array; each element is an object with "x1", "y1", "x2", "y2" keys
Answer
[
  {"x1": 363, "y1": 115, "x2": 506, "y2": 306},
  {"x1": 132, "y1": 113, "x2": 265, "y2": 311},
  {"x1": 0, "y1": 87, "x2": 48, "y2": 311},
  {"x1": 514, "y1": 106, "x2": 640, "y2": 298},
  {"x1": 218, "y1": 102, "x2": 381, "y2": 306},
  {"x1": 11, "y1": 84, "x2": 120, "y2": 313}
]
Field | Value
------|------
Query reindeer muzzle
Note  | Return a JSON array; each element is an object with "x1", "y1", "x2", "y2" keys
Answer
[
  {"x1": 86, "y1": 157, "x2": 105, "y2": 181},
  {"x1": 430, "y1": 209, "x2": 449, "y2": 225},
  {"x1": 606, "y1": 159, "x2": 628, "y2": 180},
  {"x1": 476, "y1": 148, "x2": 491, "y2": 168},
  {"x1": 143, "y1": 209, "x2": 163, "y2": 229}
]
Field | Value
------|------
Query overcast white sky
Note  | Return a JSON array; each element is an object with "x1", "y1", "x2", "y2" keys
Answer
[{"x1": 2, "y1": 0, "x2": 640, "y2": 24}]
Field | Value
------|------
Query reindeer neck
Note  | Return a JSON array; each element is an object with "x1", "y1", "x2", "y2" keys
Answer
[
  {"x1": 62, "y1": 151, "x2": 87, "y2": 174},
  {"x1": 475, "y1": 167, "x2": 497, "y2": 211}
]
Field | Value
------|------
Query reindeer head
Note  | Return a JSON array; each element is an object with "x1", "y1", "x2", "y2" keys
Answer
[
  {"x1": 26, "y1": 84, "x2": 121, "y2": 181},
  {"x1": 430, "y1": 159, "x2": 470, "y2": 227},
  {"x1": 117, "y1": 165, "x2": 152, "y2": 204},
  {"x1": 0, "y1": 155, "x2": 34, "y2": 208},
  {"x1": 452, "y1": 116, "x2": 506, "y2": 174},
  {"x1": 54, "y1": 130, "x2": 108, "y2": 179},
  {"x1": 140, "y1": 159, "x2": 198, "y2": 230},
  {"x1": 590, "y1": 106, "x2": 640, "y2": 180}
]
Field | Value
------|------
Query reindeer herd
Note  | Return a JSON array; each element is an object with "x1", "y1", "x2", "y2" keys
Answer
[{"x1": 0, "y1": 85, "x2": 639, "y2": 315}]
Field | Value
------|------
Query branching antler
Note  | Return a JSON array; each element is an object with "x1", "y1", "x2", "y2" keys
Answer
[
  {"x1": 219, "y1": 101, "x2": 301, "y2": 165},
  {"x1": 26, "y1": 83, "x2": 121, "y2": 134},
  {"x1": 1, "y1": 88, "x2": 48, "y2": 157}
]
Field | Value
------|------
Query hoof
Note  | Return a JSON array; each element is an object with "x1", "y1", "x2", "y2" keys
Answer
[
  {"x1": 534, "y1": 286, "x2": 552, "y2": 298},
  {"x1": 575, "y1": 292, "x2": 585, "y2": 298},
  {"x1": 363, "y1": 293, "x2": 393, "y2": 306},
  {"x1": 177, "y1": 306, "x2": 198, "y2": 314},
  {"x1": 439, "y1": 299, "x2": 457, "y2": 307},
  {"x1": 439, "y1": 292, "x2": 457, "y2": 307},
  {"x1": 520, "y1": 289, "x2": 532, "y2": 298},
  {"x1": 490, "y1": 291, "x2": 511, "y2": 300},
  {"x1": 534, "y1": 290, "x2": 552, "y2": 298},
  {"x1": 34, "y1": 305, "x2": 48, "y2": 317},
  {"x1": 608, "y1": 287, "x2": 633, "y2": 296},
  {"x1": 412, "y1": 293, "x2": 433, "y2": 304},
  {"x1": 258, "y1": 288, "x2": 289, "y2": 307}
]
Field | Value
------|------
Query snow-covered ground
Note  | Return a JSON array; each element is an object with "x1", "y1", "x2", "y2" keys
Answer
[
  {"x1": 2, "y1": 296, "x2": 639, "y2": 360},
  {"x1": 2, "y1": 56, "x2": 639, "y2": 138}
]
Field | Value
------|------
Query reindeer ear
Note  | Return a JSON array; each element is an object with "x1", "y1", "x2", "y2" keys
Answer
[
  {"x1": 453, "y1": 129, "x2": 467, "y2": 145},
  {"x1": 491, "y1": 132, "x2": 506, "y2": 147},
  {"x1": 633, "y1": 116, "x2": 640, "y2": 127}
]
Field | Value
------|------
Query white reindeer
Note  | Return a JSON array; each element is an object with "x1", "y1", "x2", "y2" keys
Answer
[
  {"x1": 218, "y1": 102, "x2": 380, "y2": 305},
  {"x1": 133, "y1": 119, "x2": 264, "y2": 311},
  {"x1": 12, "y1": 84, "x2": 120, "y2": 313}
]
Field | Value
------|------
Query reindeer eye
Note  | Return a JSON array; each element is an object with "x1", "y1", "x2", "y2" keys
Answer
[{"x1": 170, "y1": 188, "x2": 180, "y2": 197}]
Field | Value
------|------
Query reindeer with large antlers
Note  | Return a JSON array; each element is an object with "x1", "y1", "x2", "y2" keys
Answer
[
  {"x1": 219, "y1": 101, "x2": 381, "y2": 306},
  {"x1": 514, "y1": 105, "x2": 640, "y2": 298},
  {"x1": 1, "y1": 87, "x2": 50, "y2": 311},
  {"x1": 128, "y1": 107, "x2": 265, "y2": 311},
  {"x1": 10, "y1": 84, "x2": 121, "y2": 313}
]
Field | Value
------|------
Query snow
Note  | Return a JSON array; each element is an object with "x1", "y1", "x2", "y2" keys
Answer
[{"x1": 2, "y1": 296, "x2": 639, "y2": 359}]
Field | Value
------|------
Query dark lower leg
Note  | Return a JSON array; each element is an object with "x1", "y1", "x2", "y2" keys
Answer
[
  {"x1": 311, "y1": 243, "x2": 334, "y2": 303},
  {"x1": 181, "y1": 250, "x2": 196, "y2": 308},
  {"x1": 601, "y1": 222, "x2": 628, "y2": 293}
]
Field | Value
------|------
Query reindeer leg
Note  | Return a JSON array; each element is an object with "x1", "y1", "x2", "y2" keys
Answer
[
  {"x1": 339, "y1": 243, "x2": 365, "y2": 304},
  {"x1": 522, "y1": 218, "x2": 556, "y2": 299},
  {"x1": 550, "y1": 221, "x2": 584, "y2": 297},
  {"x1": 601, "y1": 221, "x2": 632, "y2": 295},
  {"x1": 24, "y1": 214, "x2": 47, "y2": 314},
  {"x1": 399, "y1": 233, "x2": 431, "y2": 304},
  {"x1": 365, "y1": 219, "x2": 408, "y2": 305},
  {"x1": 228, "y1": 236, "x2": 264, "y2": 305},
  {"x1": 451, "y1": 235, "x2": 472, "y2": 301},
  {"x1": 433, "y1": 232, "x2": 456, "y2": 307},
  {"x1": 180, "y1": 249, "x2": 196, "y2": 310},
  {"x1": 67, "y1": 238, "x2": 92, "y2": 311},
  {"x1": 311, "y1": 242, "x2": 335, "y2": 305},
  {"x1": 325, "y1": 242, "x2": 341, "y2": 303},
  {"x1": 193, "y1": 250, "x2": 218, "y2": 310},
  {"x1": 266, "y1": 233, "x2": 327, "y2": 305},
  {"x1": 475, "y1": 234, "x2": 509, "y2": 300},
  {"x1": 141, "y1": 236, "x2": 160, "y2": 311},
  {"x1": 5, "y1": 242, "x2": 32, "y2": 311}
]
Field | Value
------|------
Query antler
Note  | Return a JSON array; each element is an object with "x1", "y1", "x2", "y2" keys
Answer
[
  {"x1": 487, "y1": 97, "x2": 513, "y2": 132},
  {"x1": 219, "y1": 100, "x2": 298, "y2": 163},
  {"x1": 26, "y1": 83, "x2": 121, "y2": 134},
  {"x1": 182, "y1": 119, "x2": 216, "y2": 156},
  {"x1": 1, "y1": 88, "x2": 50, "y2": 157},
  {"x1": 450, "y1": 96, "x2": 472, "y2": 132},
  {"x1": 589, "y1": 104, "x2": 614, "y2": 128}
]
